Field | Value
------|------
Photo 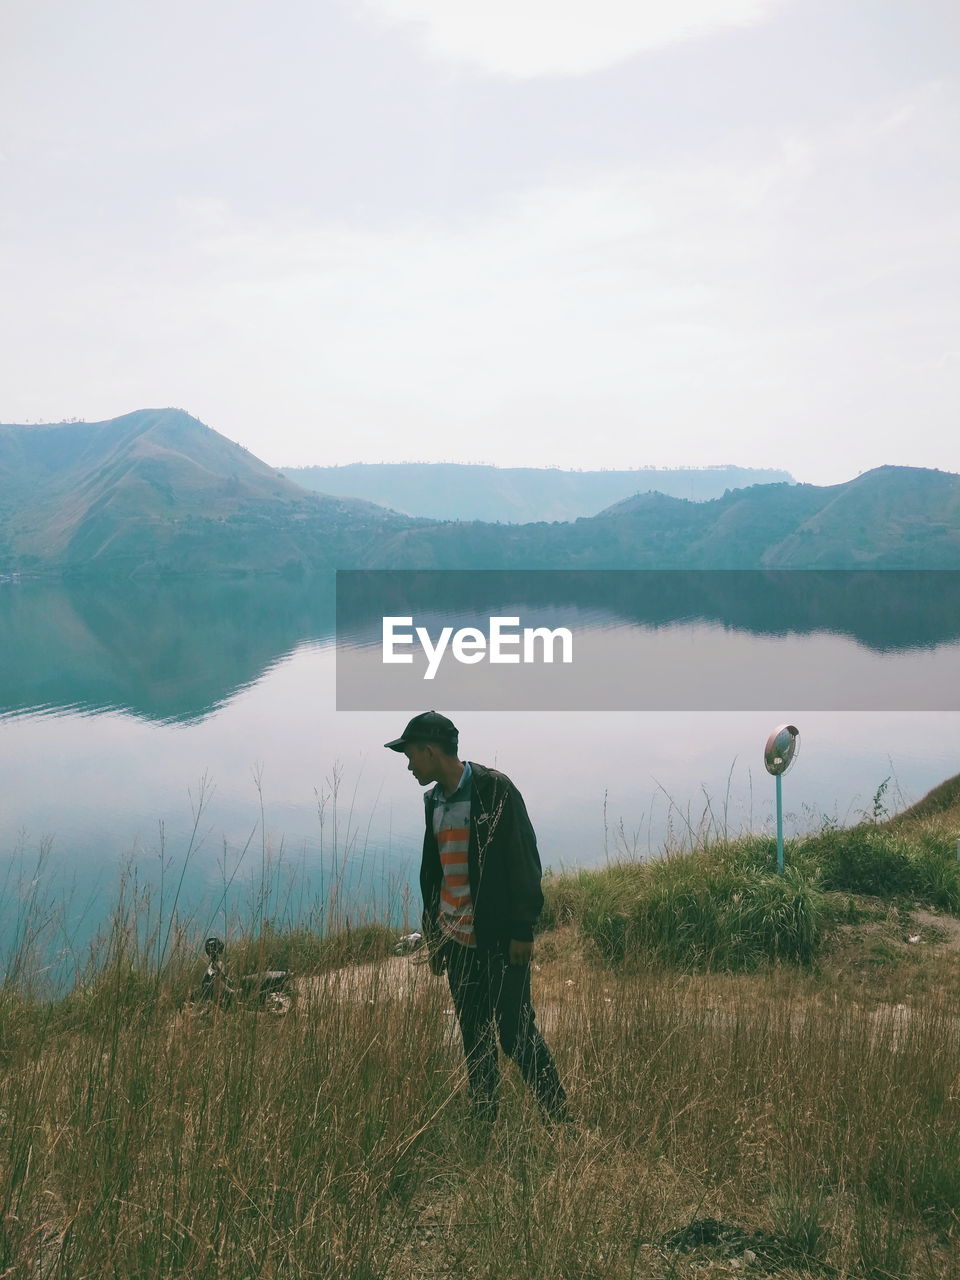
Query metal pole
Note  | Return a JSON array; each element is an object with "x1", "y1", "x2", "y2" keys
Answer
[{"x1": 776, "y1": 773, "x2": 784, "y2": 873}]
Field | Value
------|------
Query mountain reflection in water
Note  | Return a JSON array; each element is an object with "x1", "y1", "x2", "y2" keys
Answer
[{"x1": 2, "y1": 571, "x2": 959, "y2": 723}]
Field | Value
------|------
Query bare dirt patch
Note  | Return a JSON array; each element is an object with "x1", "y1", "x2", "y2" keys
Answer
[{"x1": 909, "y1": 906, "x2": 960, "y2": 948}]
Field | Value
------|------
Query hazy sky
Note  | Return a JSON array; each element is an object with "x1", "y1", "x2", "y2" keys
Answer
[{"x1": 2, "y1": 0, "x2": 958, "y2": 484}]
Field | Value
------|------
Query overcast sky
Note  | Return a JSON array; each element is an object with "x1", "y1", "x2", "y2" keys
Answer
[{"x1": 2, "y1": 0, "x2": 958, "y2": 484}]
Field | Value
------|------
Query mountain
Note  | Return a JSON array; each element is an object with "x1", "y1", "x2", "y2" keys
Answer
[
  {"x1": 1, "y1": 411, "x2": 957, "y2": 575},
  {"x1": 0, "y1": 409, "x2": 412, "y2": 576},
  {"x1": 285, "y1": 461, "x2": 795, "y2": 523},
  {"x1": 597, "y1": 467, "x2": 960, "y2": 568},
  {"x1": 366, "y1": 467, "x2": 960, "y2": 569}
]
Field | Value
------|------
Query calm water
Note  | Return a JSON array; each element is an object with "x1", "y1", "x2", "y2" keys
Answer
[{"x1": 1, "y1": 577, "x2": 958, "y2": 985}]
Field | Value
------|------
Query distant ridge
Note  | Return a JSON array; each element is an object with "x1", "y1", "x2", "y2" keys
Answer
[
  {"x1": 286, "y1": 461, "x2": 795, "y2": 523},
  {"x1": 368, "y1": 465, "x2": 960, "y2": 569}
]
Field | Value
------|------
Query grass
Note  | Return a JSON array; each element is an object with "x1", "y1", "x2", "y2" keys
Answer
[
  {"x1": 542, "y1": 839, "x2": 822, "y2": 971},
  {"x1": 2, "y1": 782, "x2": 960, "y2": 1277},
  {"x1": 2, "y1": 916, "x2": 959, "y2": 1278},
  {"x1": 539, "y1": 807, "x2": 960, "y2": 976},
  {"x1": 801, "y1": 822, "x2": 960, "y2": 909}
]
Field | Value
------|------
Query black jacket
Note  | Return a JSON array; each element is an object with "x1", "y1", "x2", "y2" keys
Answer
[{"x1": 419, "y1": 761, "x2": 544, "y2": 951}]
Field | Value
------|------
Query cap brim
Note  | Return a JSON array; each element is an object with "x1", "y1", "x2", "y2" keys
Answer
[{"x1": 384, "y1": 737, "x2": 409, "y2": 751}]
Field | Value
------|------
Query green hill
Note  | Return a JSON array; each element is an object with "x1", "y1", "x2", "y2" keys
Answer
[
  {"x1": 0, "y1": 409, "x2": 411, "y2": 576},
  {"x1": 761, "y1": 466, "x2": 960, "y2": 566},
  {"x1": 367, "y1": 467, "x2": 960, "y2": 569}
]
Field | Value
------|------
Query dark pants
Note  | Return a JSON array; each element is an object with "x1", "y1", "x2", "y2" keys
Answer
[{"x1": 444, "y1": 938, "x2": 568, "y2": 1126}]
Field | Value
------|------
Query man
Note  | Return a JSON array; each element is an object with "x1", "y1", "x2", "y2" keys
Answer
[{"x1": 385, "y1": 710, "x2": 571, "y2": 1132}]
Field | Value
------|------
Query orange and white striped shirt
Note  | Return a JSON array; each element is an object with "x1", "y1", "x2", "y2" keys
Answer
[{"x1": 431, "y1": 762, "x2": 475, "y2": 948}]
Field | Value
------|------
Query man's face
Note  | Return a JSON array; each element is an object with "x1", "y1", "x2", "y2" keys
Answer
[{"x1": 402, "y1": 742, "x2": 439, "y2": 786}]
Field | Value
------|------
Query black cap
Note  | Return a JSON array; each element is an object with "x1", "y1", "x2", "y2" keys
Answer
[{"x1": 384, "y1": 711, "x2": 458, "y2": 752}]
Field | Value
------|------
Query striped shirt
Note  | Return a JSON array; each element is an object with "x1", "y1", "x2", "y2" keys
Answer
[{"x1": 430, "y1": 761, "x2": 475, "y2": 948}]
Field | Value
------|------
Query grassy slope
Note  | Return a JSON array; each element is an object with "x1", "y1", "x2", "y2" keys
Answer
[
  {"x1": 2, "y1": 775, "x2": 960, "y2": 1277},
  {"x1": 884, "y1": 772, "x2": 960, "y2": 829},
  {"x1": 767, "y1": 466, "x2": 960, "y2": 567},
  {"x1": 0, "y1": 409, "x2": 407, "y2": 573}
]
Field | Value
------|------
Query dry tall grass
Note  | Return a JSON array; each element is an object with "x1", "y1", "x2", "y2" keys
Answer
[
  {"x1": 1, "y1": 895, "x2": 959, "y2": 1279},
  {"x1": 4, "y1": 771, "x2": 960, "y2": 1279}
]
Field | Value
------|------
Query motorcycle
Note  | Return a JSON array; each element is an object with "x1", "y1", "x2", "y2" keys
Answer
[{"x1": 186, "y1": 936, "x2": 295, "y2": 1015}]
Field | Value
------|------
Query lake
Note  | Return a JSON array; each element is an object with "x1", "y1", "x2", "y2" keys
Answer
[{"x1": 1, "y1": 575, "x2": 958, "y2": 987}]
